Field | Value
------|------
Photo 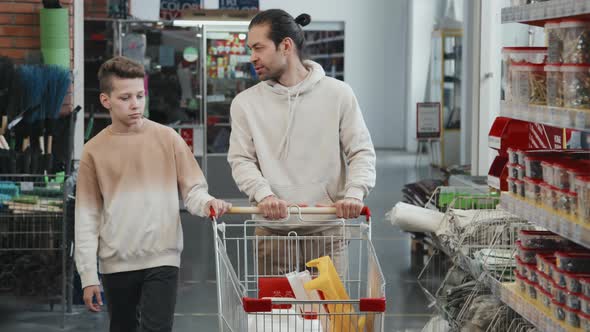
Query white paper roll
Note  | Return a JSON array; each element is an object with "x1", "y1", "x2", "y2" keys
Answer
[{"x1": 387, "y1": 202, "x2": 445, "y2": 233}]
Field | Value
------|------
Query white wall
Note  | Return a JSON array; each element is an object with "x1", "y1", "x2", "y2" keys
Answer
[
  {"x1": 259, "y1": 0, "x2": 409, "y2": 149},
  {"x1": 476, "y1": 0, "x2": 545, "y2": 175},
  {"x1": 405, "y1": 0, "x2": 464, "y2": 153}
]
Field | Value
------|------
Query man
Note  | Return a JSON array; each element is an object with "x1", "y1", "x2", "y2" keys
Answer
[
  {"x1": 75, "y1": 56, "x2": 231, "y2": 332},
  {"x1": 228, "y1": 10, "x2": 376, "y2": 275}
]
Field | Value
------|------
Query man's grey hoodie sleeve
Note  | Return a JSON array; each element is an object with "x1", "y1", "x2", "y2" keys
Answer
[
  {"x1": 228, "y1": 99, "x2": 274, "y2": 202},
  {"x1": 340, "y1": 85, "x2": 377, "y2": 201}
]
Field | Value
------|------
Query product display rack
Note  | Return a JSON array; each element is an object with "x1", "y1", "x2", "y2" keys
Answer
[{"x1": 490, "y1": 2, "x2": 590, "y2": 331}]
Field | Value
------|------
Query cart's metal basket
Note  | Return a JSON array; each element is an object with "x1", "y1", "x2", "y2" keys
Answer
[
  {"x1": 0, "y1": 174, "x2": 71, "y2": 313},
  {"x1": 212, "y1": 207, "x2": 386, "y2": 332}
]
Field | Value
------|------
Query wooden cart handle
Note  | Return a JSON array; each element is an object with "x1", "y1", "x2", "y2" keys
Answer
[{"x1": 210, "y1": 206, "x2": 371, "y2": 222}]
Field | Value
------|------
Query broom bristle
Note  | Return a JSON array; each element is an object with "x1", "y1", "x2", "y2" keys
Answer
[{"x1": 44, "y1": 65, "x2": 70, "y2": 120}]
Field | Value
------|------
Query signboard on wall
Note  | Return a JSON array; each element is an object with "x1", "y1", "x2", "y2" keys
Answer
[
  {"x1": 416, "y1": 102, "x2": 441, "y2": 140},
  {"x1": 219, "y1": 0, "x2": 259, "y2": 10},
  {"x1": 160, "y1": 0, "x2": 202, "y2": 20}
]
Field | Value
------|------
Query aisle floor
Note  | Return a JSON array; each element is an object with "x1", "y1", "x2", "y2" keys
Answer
[{"x1": 0, "y1": 150, "x2": 440, "y2": 332}]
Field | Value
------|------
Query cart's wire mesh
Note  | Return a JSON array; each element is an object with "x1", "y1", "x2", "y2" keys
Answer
[{"x1": 0, "y1": 175, "x2": 67, "y2": 303}]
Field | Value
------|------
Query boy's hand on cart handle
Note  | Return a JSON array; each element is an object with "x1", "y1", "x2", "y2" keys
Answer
[
  {"x1": 207, "y1": 199, "x2": 232, "y2": 218},
  {"x1": 83, "y1": 285, "x2": 103, "y2": 312},
  {"x1": 258, "y1": 195, "x2": 288, "y2": 220},
  {"x1": 335, "y1": 198, "x2": 364, "y2": 219}
]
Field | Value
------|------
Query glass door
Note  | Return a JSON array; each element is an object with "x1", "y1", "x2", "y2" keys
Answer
[{"x1": 203, "y1": 24, "x2": 256, "y2": 198}]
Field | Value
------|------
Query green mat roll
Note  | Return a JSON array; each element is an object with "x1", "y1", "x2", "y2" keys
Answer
[
  {"x1": 41, "y1": 49, "x2": 70, "y2": 68},
  {"x1": 40, "y1": 8, "x2": 69, "y2": 68}
]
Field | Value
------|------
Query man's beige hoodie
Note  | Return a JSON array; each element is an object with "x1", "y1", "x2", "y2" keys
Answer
[{"x1": 228, "y1": 60, "x2": 376, "y2": 211}]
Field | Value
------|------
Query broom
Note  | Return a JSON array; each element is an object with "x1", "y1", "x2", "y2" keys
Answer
[
  {"x1": 0, "y1": 57, "x2": 14, "y2": 149},
  {"x1": 43, "y1": 65, "x2": 70, "y2": 174},
  {"x1": 17, "y1": 65, "x2": 45, "y2": 174}
]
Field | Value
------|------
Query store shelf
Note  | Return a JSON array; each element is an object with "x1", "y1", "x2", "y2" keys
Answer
[
  {"x1": 500, "y1": 101, "x2": 590, "y2": 132},
  {"x1": 305, "y1": 35, "x2": 344, "y2": 46},
  {"x1": 500, "y1": 283, "x2": 573, "y2": 332},
  {"x1": 502, "y1": 0, "x2": 590, "y2": 26},
  {"x1": 500, "y1": 192, "x2": 590, "y2": 249},
  {"x1": 309, "y1": 53, "x2": 344, "y2": 60}
]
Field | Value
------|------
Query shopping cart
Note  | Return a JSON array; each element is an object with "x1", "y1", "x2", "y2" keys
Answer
[{"x1": 210, "y1": 206, "x2": 386, "y2": 332}]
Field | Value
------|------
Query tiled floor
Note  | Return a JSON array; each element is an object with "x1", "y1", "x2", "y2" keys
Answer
[{"x1": 0, "y1": 150, "x2": 441, "y2": 331}]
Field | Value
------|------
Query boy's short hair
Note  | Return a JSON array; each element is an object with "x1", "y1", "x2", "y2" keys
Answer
[{"x1": 98, "y1": 56, "x2": 145, "y2": 94}]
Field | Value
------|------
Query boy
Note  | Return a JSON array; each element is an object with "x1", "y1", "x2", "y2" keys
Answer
[{"x1": 75, "y1": 56, "x2": 231, "y2": 332}]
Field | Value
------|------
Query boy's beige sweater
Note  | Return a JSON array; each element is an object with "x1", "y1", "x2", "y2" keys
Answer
[{"x1": 75, "y1": 119, "x2": 213, "y2": 288}]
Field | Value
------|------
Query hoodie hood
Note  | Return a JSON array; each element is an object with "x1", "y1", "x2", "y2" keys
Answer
[{"x1": 263, "y1": 60, "x2": 325, "y2": 159}]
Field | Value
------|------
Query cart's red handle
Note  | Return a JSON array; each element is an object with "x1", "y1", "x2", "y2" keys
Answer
[
  {"x1": 209, "y1": 206, "x2": 216, "y2": 219},
  {"x1": 225, "y1": 206, "x2": 372, "y2": 222}
]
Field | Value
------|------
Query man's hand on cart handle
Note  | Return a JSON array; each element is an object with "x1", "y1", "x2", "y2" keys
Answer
[
  {"x1": 83, "y1": 285, "x2": 103, "y2": 312},
  {"x1": 258, "y1": 195, "x2": 288, "y2": 220},
  {"x1": 317, "y1": 197, "x2": 365, "y2": 219},
  {"x1": 207, "y1": 199, "x2": 232, "y2": 219}
]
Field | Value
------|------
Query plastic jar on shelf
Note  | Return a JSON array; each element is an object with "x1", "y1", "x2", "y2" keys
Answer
[
  {"x1": 508, "y1": 148, "x2": 519, "y2": 164},
  {"x1": 508, "y1": 177, "x2": 518, "y2": 195},
  {"x1": 516, "y1": 164, "x2": 526, "y2": 180},
  {"x1": 562, "y1": 64, "x2": 590, "y2": 109},
  {"x1": 524, "y1": 177, "x2": 543, "y2": 203},
  {"x1": 568, "y1": 168, "x2": 590, "y2": 194},
  {"x1": 546, "y1": 64, "x2": 564, "y2": 107},
  {"x1": 576, "y1": 175, "x2": 590, "y2": 222},
  {"x1": 517, "y1": 149, "x2": 526, "y2": 166},
  {"x1": 516, "y1": 255, "x2": 529, "y2": 278},
  {"x1": 542, "y1": 161, "x2": 555, "y2": 185},
  {"x1": 561, "y1": 20, "x2": 590, "y2": 64},
  {"x1": 565, "y1": 272, "x2": 590, "y2": 293},
  {"x1": 538, "y1": 270, "x2": 553, "y2": 293},
  {"x1": 524, "y1": 156, "x2": 544, "y2": 179},
  {"x1": 583, "y1": 278, "x2": 590, "y2": 298},
  {"x1": 502, "y1": 47, "x2": 548, "y2": 102},
  {"x1": 554, "y1": 265, "x2": 568, "y2": 288},
  {"x1": 515, "y1": 179, "x2": 525, "y2": 198},
  {"x1": 538, "y1": 284, "x2": 553, "y2": 309},
  {"x1": 526, "y1": 277, "x2": 538, "y2": 299},
  {"x1": 557, "y1": 252, "x2": 590, "y2": 273},
  {"x1": 510, "y1": 63, "x2": 547, "y2": 105},
  {"x1": 569, "y1": 191, "x2": 579, "y2": 218},
  {"x1": 553, "y1": 299, "x2": 567, "y2": 320},
  {"x1": 508, "y1": 163, "x2": 518, "y2": 179},
  {"x1": 517, "y1": 240, "x2": 554, "y2": 264},
  {"x1": 553, "y1": 281, "x2": 568, "y2": 304},
  {"x1": 541, "y1": 182, "x2": 557, "y2": 210},
  {"x1": 525, "y1": 263, "x2": 539, "y2": 283},
  {"x1": 566, "y1": 305, "x2": 582, "y2": 328},
  {"x1": 556, "y1": 187, "x2": 573, "y2": 213},
  {"x1": 553, "y1": 162, "x2": 571, "y2": 190},
  {"x1": 580, "y1": 310, "x2": 590, "y2": 331},
  {"x1": 516, "y1": 270, "x2": 527, "y2": 293},
  {"x1": 537, "y1": 254, "x2": 556, "y2": 277},
  {"x1": 546, "y1": 21, "x2": 563, "y2": 64},
  {"x1": 568, "y1": 290, "x2": 583, "y2": 310},
  {"x1": 519, "y1": 230, "x2": 568, "y2": 249},
  {"x1": 582, "y1": 294, "x2": 590, "y2": 314}
]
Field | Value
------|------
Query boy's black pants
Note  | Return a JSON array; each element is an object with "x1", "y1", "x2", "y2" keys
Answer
[{"x1": 102, "y1": 266, "x2": 179, "y2": 332}]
